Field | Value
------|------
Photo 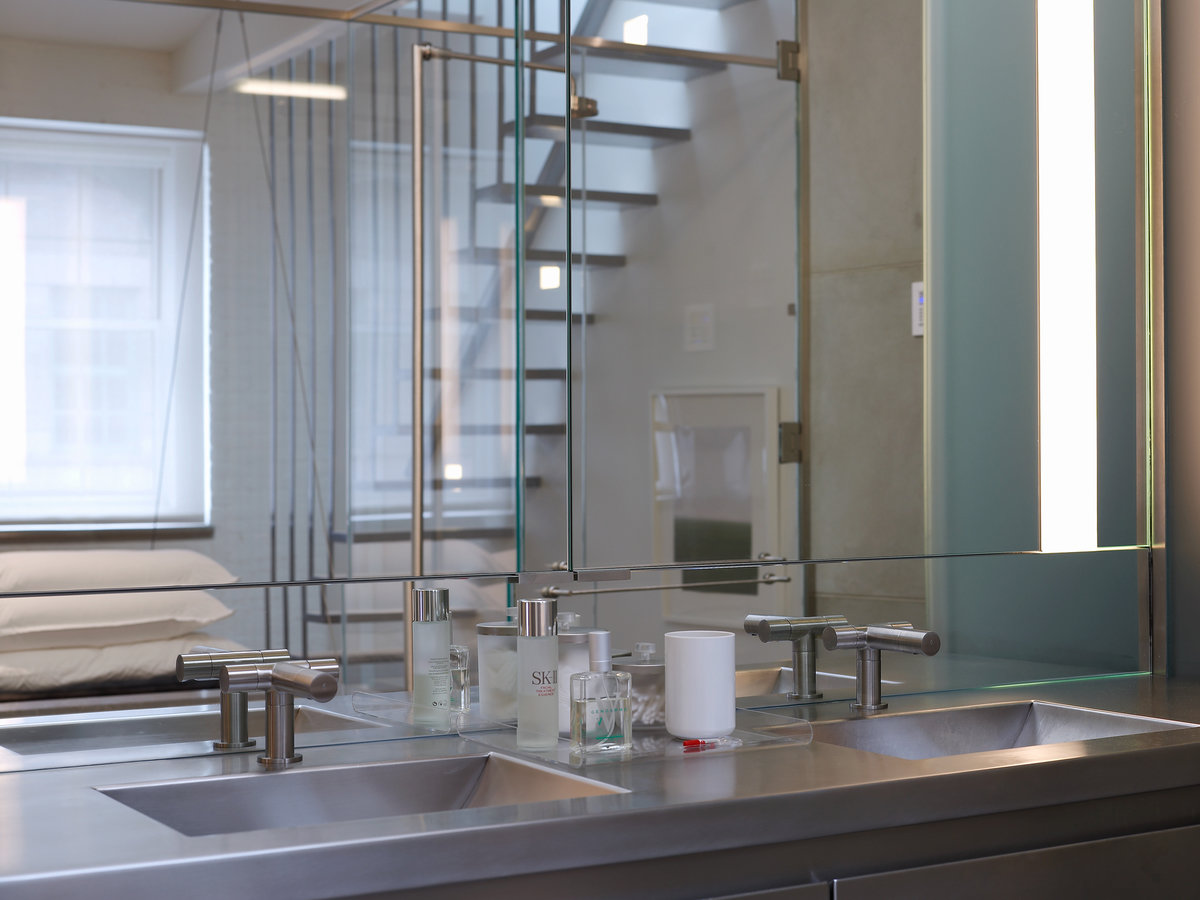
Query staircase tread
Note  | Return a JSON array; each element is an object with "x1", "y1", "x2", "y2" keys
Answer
[
  {"x1": 463, "y1": 247, "x2": 627, "y2": 268},
  {"x1": 374, "y1": 423, "x2": 567, "y2": 436},
  {"x1": 428, "y1": 366, "x2": 567, "y2": 380},
  {"x1": 477, "y1": 182, "x2": 658, "y2": 207},
  {"x1": 430, "y1": 306, "x2": 593, "y2": 324},
  {"x1": 534, "y1": 40, "x2": 729, "y2": 81},
  {"x1": 507, "y1": 114, "x2": 692, "y2": 148}
]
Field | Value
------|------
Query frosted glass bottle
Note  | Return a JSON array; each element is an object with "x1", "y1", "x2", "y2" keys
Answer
[
  {"x1": 557, "y1": 614, "x2": 593, "y2": 734},
  {"x1": 476, "y1": 617, "x2": 518, "y2": 721},
  {"x1": 516, "y1": 597, "x2": 558, "y2": 750},
  {"x1": 410, "y1": 587, "x2": 451, "y2": 729}
]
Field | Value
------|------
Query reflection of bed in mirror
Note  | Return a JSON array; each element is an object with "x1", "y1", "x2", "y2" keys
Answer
[{"x1": 0, "y1": 549, "x2": 244, "y2": 699}]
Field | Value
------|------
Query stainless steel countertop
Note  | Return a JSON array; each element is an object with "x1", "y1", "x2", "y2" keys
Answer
[{"x1": 3, "y1": 675, "x2": 1200, "y2": 898}]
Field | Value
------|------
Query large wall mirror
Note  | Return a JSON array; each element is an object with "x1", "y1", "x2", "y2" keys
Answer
[{"x1": 0, "y1": 0, "x2": 1154, "y2": 701}]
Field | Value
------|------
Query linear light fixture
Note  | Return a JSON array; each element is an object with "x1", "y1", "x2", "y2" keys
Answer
[
  {"x1": 233, "y1": 78, "x2": 348, "y2": 101},
  {"x1": 1036, "y1": 0, "x2": 1098, "y2": 552},
  {"x1": 0, "y1": 197, "x2": 27, "y2": 485}
]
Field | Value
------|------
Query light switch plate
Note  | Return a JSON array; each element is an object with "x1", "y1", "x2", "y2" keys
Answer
[
  {"x1": 684, "y1": 303, "x2": 715, "y2": 351},
  {"x1": 912, "y1": 282, "x2": 925, "y2": 337}
]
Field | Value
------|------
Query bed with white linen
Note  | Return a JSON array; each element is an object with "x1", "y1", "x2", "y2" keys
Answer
[{"x1": 0, "y1": 549, "x2": 244, "y2": 699}]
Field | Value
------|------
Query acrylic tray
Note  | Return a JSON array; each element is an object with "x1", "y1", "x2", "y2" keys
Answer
[
  {"x1": 455, "y1": 708, "x2": 812, "y2": 769},
  {"x1": 350, "y1": 689, "x2": 813, "y2": 767}
]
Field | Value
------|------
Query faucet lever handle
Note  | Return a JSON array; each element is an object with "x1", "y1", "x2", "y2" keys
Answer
[
  {"x1": 864, "y1": 625, "x2": 940, "y2": 657},
  {"x1": 822, "y1": 624, "x2": 867, "y2": 651},
  {"x1": 219, "y1": 659, "x2": 339, "y2": 702},
  {"x1": 176, "y1": 647, "x2": 291, "y2": 683},
  {"x1": 744, "y1": 614, "x2": 849, "y2": 642}
]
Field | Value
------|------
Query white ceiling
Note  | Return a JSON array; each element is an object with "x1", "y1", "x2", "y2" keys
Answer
[{"x1": 0, "y1": 0, "x2": 369, "y2": 52}]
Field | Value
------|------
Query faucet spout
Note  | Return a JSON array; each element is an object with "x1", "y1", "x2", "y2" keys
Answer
[
  {"x1": 821, "y1": 622, "x2": 941, "y2": 712},
  {"x1": 220, "y1": 658, "x2": 340, "y2": 769}
]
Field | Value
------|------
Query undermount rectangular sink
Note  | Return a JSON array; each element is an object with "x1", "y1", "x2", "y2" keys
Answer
[
  {"x1": 808, "y1": 701, "x2": 1196, "y2": 760},
  {"x1": 99, "y1": 753, "x2": 626, "y2": 836},
  {"x1": 0, "y1": 706, "x2": 380, "y2": 756},
  {"x1": 735, "y1": 666, "x2": 792, "y2": 697}
]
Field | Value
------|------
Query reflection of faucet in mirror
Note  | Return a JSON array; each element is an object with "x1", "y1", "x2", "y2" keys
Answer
[
  {"x1": 743, "y1": 615, "x2": 849, "y2": 700},
  {"x1": 220, "y1": 658, "x2": 340, "y2": 769},
  {"x1": 821, "y1": 622, "x2": 941, "y2": 713},
  {"x1": 175, "y1": 647, "x2": 292, "y2": 750}
]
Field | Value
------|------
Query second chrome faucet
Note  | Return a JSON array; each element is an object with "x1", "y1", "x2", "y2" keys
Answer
[{"x1": 822, "y1": 622, "x2": 941, "y2": 712}]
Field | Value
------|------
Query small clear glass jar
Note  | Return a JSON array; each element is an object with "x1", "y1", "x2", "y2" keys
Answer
[
  {"x1": 557, "y1": 615, "x2": 594, "y2": 734},
  {"x1": 612, "y1": 641, "x2": 666, "y2": 729},
  {"x1": 476, "y1": 619, "x2": 518, "y2": 722}
]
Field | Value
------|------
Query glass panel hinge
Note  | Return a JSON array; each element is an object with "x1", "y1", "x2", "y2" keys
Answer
[
  {"x1": 776, "y1": 40, "x2": 803, "y2": 82},
  {"x1": 779, "y1": 421, "x2": 802, "y2": 464}
]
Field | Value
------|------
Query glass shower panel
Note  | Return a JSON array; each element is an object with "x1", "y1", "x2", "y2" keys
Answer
[
  {"x1": 341, "y1": 15, "x2": 569, "y2": 686},
  {"x1": 568, "y1": 0, "x2": 801, "y2": 638},
  {"x1": 514, "y1": 31, "x2": 575, "y2": 575}
]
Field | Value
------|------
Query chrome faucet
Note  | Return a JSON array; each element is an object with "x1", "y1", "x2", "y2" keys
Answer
[
  {"x1": 743, "y1": 614, "x2": 849, "y2": 699},
  {"x1": 821, "y1": 622, "x2": 941, "y2": 712},
  {"x1": 220, "y1": 658, "x2": 340, "y2": 769},
  {"x1": 175, "y1": 646, "x2": 291, "y2": 749}
]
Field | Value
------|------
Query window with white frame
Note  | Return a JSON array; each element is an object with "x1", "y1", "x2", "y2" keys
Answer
[{"x1": 0, "y1": 119, "x2": 210, "y2": 529}]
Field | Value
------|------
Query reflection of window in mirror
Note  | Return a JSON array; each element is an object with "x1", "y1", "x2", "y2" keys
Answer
[{"x1": 0, "y1": 119, "x2": 209, "y2": 529}]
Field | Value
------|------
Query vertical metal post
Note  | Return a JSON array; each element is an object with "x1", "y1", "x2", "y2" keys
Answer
[
  {"x1": 409, "y1": 42, "x2": 430, "y2": 692},
  {"x1": 286, "y1": 57, "x2": 298, "y2": 651},
  {"x1": 267, "y1": 64, "x2": 278, "y2": 647},
  {"x1": 304, "y1": 48, "x2": 318, "y2": 658}
]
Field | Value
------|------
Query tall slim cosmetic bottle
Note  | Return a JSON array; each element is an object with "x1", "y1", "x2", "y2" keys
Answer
[
  {"x1": 516, "y1": 597, "x2": 558, "y2": 750},
  {"x1": 411, "y1": 587, "x2": 451, "y2": 728}
]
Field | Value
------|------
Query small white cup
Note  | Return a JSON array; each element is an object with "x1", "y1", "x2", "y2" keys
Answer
[{"x1": 665, "y1": 630, "x2": 736, "y2": 740}]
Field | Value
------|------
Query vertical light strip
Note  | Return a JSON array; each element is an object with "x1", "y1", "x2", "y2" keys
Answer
[
  {"x1": 0, "y1": 197, "x2": 27, "y2": 485},
  {"x1": 1038, "y1": 0, "x2": 1098, "y2": 552}
]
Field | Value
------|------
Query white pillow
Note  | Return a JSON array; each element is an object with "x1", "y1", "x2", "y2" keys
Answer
[
  {"x1": 0, "y1": 549, "x2": 237, "y2": 592},
  {"x1": 0, "y1": 589, "x2": 233, "y2": 651},
  {"x1": 0, "y1": 631, "x2": 248, "y2": 693}
]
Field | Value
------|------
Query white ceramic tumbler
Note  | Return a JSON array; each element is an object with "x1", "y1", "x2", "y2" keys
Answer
[{"x1": 664, "y1": 630, "x2": 736, "y2": 740}]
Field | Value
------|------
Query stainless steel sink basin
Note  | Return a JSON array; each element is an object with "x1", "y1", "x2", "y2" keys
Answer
[
  {"x1": 0, "y1": 706, "x2": 381, "y2": 756},
  {"x1": 99, "y1": 752, "x2": 626, "y2": 836},
  {"x1": 735, "y1": 666, "x2": 792, "y2": 697},
  {"x1": 807, "y1": 701, "x2": 1196, "y2": 760}
]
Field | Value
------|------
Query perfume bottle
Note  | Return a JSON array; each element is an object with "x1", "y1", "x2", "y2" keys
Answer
[
  {"x1": 410, "y1": 587, "x2": 451, "y2": 728},
  {"x1": 570, "y1": 630, "x2": 632, "y2": 755},
  {"x1": 449, "y1": 644, "x2": 470, "y2": 712},
  {"x1": 516, "y1": 597, "x2": 558, "y2": 750}
]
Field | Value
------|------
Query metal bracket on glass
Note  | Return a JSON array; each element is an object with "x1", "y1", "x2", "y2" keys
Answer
[
  {"x1": 776, "y1": 40, "x2": 803, "y2": 83},
  {"x1": 779, "y1": 421, "x2": 802, "y2": 464},
  {"x1": 570, "y1": 76, "x2": 599, "y2": 118}
]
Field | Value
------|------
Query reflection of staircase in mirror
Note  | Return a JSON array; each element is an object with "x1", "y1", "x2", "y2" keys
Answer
[{"x1": 293, "y1": 0, "x2": 785, "y2": 686}]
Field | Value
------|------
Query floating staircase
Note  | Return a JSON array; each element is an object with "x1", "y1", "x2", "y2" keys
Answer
[{"x1": 311, "y1": 0, "x2": 782, "y2": 682}]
